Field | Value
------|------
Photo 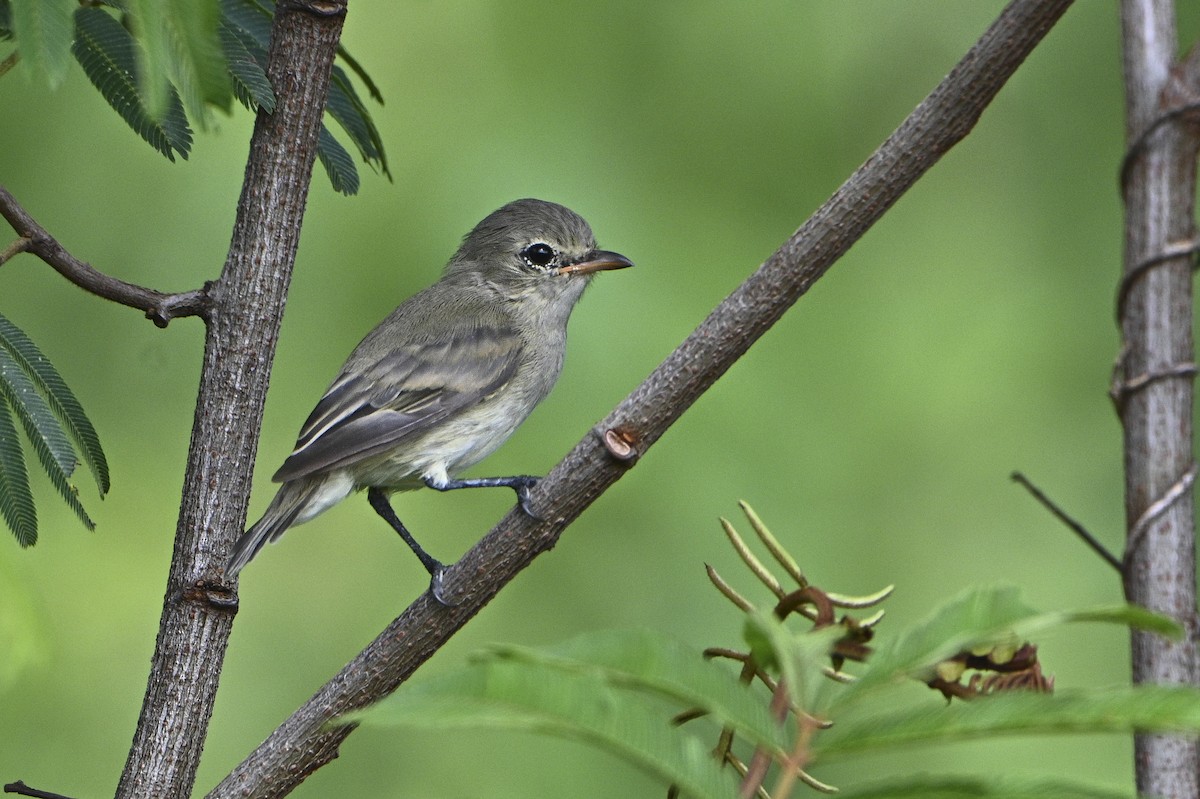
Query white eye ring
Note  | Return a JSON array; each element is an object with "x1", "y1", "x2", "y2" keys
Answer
[{"x1": 520, "y1": 242, "x2": 557, "y2": 269}]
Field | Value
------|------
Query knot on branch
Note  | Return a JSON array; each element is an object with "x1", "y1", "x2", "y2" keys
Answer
[
  {"x1": 598, "y1": 425, "x2": 642, "y2": 463},
  {"x1": 176, "y1": 580, "x2": 240, "y2": 614},
  {"x1": 146, "y1": 287, "x2": 213, "y2": 328}
]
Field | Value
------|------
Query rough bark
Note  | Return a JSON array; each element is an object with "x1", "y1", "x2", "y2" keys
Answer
[
  {"x1": 113, "y1": 3, "x2": 347, "y2": 798},
  {"x1": 1117, "y1": 3, "x2": 1200, "y2": 797},
  {"x1": 207, "y1": 1, "x2": 1075, "y2": 796}
]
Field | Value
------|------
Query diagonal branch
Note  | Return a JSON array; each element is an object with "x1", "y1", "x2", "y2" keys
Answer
[
  {"x1": 0, "y1": 186, "x2": 210, "y2": 328},
  {"x1": 208, "y1": 1, "x2": 1075, "y2": 796}
]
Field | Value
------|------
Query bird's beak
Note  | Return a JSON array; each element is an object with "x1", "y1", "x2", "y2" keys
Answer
[{"x1": 557, "y1": 250, "x2": 634, "y2": 277}]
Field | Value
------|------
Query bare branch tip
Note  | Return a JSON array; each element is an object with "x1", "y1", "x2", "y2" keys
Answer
[
  {"x1": 3, "y1": 781, "x2": 80, "y2": 799},
  {"x1": 1012, "y1": 470, "x2": 1123, "y2": 574}
]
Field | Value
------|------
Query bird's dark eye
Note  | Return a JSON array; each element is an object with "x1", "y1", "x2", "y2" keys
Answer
[{"x1": 520, "y1": 242, "x2": 557, "y2": 268}]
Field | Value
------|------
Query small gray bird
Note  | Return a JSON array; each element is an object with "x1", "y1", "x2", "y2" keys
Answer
[{"x1": 226, "y1": 199, "x2": 632, "y2": 597}]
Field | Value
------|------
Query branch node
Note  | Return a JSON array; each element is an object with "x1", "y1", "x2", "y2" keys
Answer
[
  {"x1": 597, "y1": 425, "x2": 641, "y2": 463},
  {"x1": 176, "y1": 580, "x2": 240, "y2": 614}
]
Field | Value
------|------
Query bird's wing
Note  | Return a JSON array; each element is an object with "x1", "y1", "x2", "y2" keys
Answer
[{"x1": 271, "y1": 324, "x2": 524, "y2": 483}]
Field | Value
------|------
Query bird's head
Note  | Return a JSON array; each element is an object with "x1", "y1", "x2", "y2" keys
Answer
[{"x1": 446, "y1": 199, "x2": 633, "y2": 316}]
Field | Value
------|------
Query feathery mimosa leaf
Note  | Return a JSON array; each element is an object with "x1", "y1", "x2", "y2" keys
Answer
[
  {"x1": 8, "y1": 0, "x2": 72, "y2": 87},
  {"x1": 219, "y1": 14, "x2": 273, "y2": 112},
  {"x1": 327, "y1": 64, "x2": 389, "y2": 178},
  {"x1": 317, "y1": 125, "x2": 360, "y2": 196},
  {"x1": 0, "y1": 313, "x2": 108, "y2": 495},
  {"x1": 0, "y1": 347, "x2": 75, "y2": 477},
  {"x1": 0, "y1": 396, "x2": 35, "y2": 546},
  {"x1": 71, "y1": 6, "x2": 192, "y2": 161}
]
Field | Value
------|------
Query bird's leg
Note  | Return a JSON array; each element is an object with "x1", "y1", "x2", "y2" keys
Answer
[
  {"x1": 423, "y1": 474, "x2": 541, "y2": 519},
  {"x1": 367, "y1": 487, "x2": 453, "y2": 605}
]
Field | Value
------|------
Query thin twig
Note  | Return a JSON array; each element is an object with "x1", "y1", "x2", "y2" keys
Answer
[
  {"x1": 1010, "y1": 471, "x2": 1122, "y2": 573},
  {"x1": 0, "y1": 186, "x2": 210, "y2": 327},
  {"x1": 3, "y1": 781, "x2": 79, "y2": 799},
  {"x1": 0, "y1": 236, "x2": 31, "y2": 266}
]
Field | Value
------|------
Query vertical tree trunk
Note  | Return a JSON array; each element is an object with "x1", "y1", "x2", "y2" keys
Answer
[
  {"x1": 1117, "y1": 2, "x2": 1200, "y2": 797},
  {"x1": 114, "y1": 3, "x2": 347, "y2": 797}
]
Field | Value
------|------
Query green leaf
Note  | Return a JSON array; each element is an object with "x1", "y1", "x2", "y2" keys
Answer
[
  {"x1": 327, "y1": 64, "x2": 389, "y2": 178},
  {"x1": 71, "y1": 6, "x2": 193, "y2": 161},
  {"x1": 0, "y1": 312, "x2": 108, "y2": 496},
  {"x1": 837, "y1": 775, "x2": 1135, "y2": 799},
  {"x1": 814, "y1": 685, "x2": 1200, "y2": 761},
  {"x1": 1063, "y1": 603, "x2": 1181, "y2": 637},
  {"x1": 218, "y1": 0, "x2": 271, "y2": 51},
  {"x1": 0, "y1": 347, "x2": 93, "y2": 530},
  {"x1": 831, "y1": 587, "x2": 1179, "y2": 713},
  {"x1": 353, "y1": 658, "x2": 743, "y2": 799},
  {"x1": 0, "y1": 396, "x2": 35, "y2": 546},
  {"x1": 487, "y1": 629, "x2": 788, "y2": 755},
  {"x1": 335, "y1": 44, "x2": 383, "y2": 104},
  {"x1": 219, "y1": 14, "x2": 273, "y2": 112},
  {"x1": 743, "y1": 607, "x2": 843, "y2": 713},
  {"x1": 0, "y1": 347, "x2": 75, "y2": 477},
  {"x1": 317, "y1": 125, "x2": 360, "y2": 196},
  {"x1": 8, "y1": 0, "x2": 72, "y2": 87},
  {"x1": 129, "y1": 0, "x2": 233, "y2": 122},
  {"x1": 125, "y1": 0, "x2": 173, "y2": 120},
  {"x1": 830, "y1": 585, "x2": 1042, "y2": 709},
  {"x1": 0, "y1": 344, "x2": 97, "y2": 535}
]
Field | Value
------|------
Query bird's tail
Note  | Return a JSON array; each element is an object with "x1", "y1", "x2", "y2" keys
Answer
[{"x1": 226, "y1": 477, "x2": 329, "y2": 578}]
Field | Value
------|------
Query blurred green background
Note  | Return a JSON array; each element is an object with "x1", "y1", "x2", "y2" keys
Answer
[{"x1": 3, "y1": 2, "x2": 1200, "y2": 797}]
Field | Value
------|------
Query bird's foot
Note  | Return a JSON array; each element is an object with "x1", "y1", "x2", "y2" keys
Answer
[
  {"x1": 428, "y1": 563, "x2": 458, "y2": 607},
  {"x1": 511, "y1": 477, "x2": 542, "y2": 520}
]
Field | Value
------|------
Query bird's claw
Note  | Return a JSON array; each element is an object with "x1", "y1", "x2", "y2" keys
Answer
[
  {"x1": 428, "y1": 565, "x2": 458, "y2": 607},
  {"x1": 514, "y1": 477, "x2": 542, "y2": 520}
]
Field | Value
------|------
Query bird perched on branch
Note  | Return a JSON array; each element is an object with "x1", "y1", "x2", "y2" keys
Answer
[{"x1": 226, "y1": 199, "x2": 633, "y2": 601}]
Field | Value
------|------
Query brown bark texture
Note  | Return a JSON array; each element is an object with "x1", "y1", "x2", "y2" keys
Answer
[{"x1": 113, "y1": 3, "x2": 347, "y2": 798}]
